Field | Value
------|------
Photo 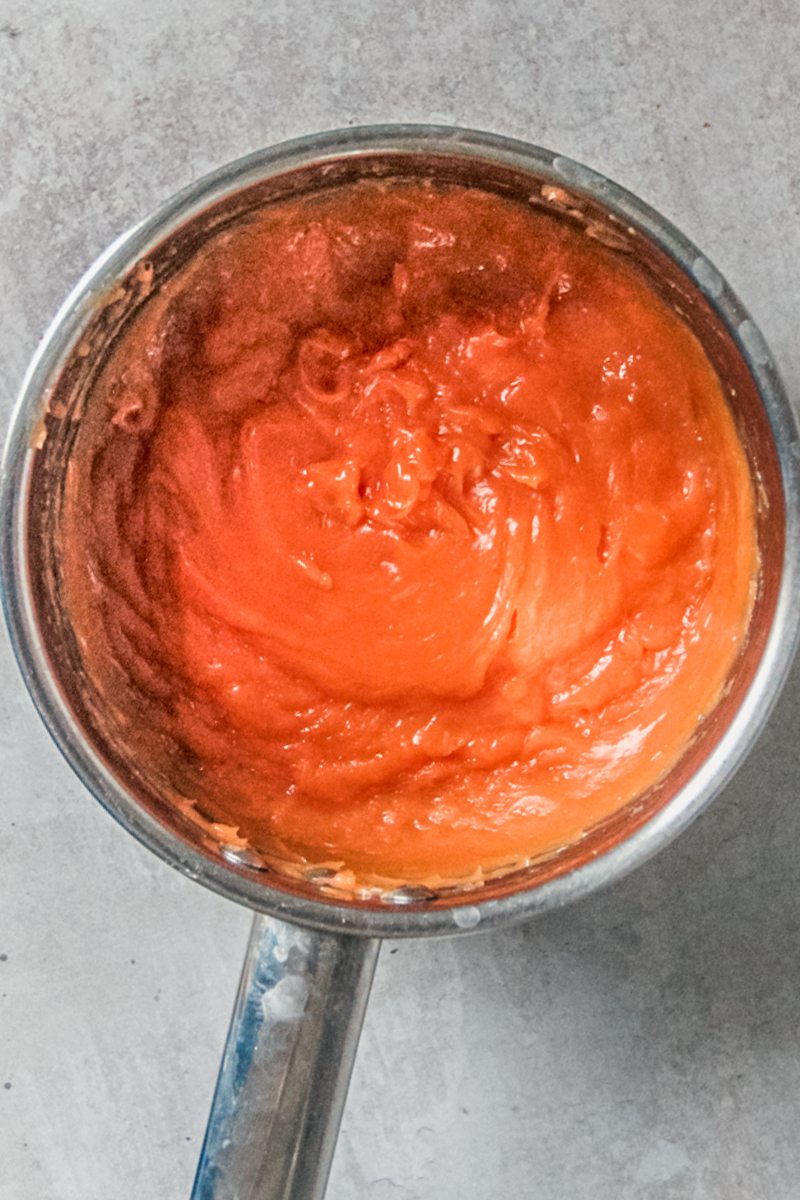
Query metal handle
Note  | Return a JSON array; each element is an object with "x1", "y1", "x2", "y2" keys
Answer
[{"x1": 191, "y1": 913, "x2": 380, "y2": 1200}]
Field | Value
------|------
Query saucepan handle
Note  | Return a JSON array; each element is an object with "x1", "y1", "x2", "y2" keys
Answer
[{"x1": 191, "y1": 913, "x2": 380, "y2": 1200}]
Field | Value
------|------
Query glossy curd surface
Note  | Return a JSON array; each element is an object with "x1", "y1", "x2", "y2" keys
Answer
[{"x1": 62, "y1": 181, "x2": 757, "y2": 886}]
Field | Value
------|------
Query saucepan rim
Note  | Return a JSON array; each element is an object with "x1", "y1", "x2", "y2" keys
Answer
[{"x1": 2, "y1": 123, "x2": 799, "y2": 937}]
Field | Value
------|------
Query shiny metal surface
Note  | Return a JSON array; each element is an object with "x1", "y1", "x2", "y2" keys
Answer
[
  {"x1": 191, "y1": 917, "x2": 378, "y2": 1200},
  {"x1": 1, "y1": 125, "x2": 799, "y2": 1199}
]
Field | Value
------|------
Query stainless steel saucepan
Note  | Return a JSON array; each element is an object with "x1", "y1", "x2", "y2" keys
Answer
[{"x1": 2, "y1": 126, "x2": 798, "y2": 1200}]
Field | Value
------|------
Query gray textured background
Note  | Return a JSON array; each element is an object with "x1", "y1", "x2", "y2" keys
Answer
[{"x1": 2, "y1": 2, "x2": 799, "y2": 1197}]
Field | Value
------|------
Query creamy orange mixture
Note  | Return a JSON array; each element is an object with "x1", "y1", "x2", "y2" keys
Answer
[{"x1": 63, "y1": 182, "x2": 756, "y2": 884}]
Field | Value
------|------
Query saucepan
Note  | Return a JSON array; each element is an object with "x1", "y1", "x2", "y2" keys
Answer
[{"x1": 2, "y1": 126, "x2": 799, "y2": 1200}]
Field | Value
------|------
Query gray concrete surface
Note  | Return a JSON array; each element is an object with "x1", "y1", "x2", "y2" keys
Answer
[{"x1": 1, "y1": 1, "x2": 799, "y2": 1196}]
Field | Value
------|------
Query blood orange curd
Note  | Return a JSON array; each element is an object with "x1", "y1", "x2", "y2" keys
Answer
[{"x1": 61, "y1": 180, "x2": 757, "y2": 889}]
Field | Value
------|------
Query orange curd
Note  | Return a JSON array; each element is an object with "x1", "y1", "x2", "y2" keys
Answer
[{"x1": 63, "y1": 181, "x2": 757, "y2": 885}]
